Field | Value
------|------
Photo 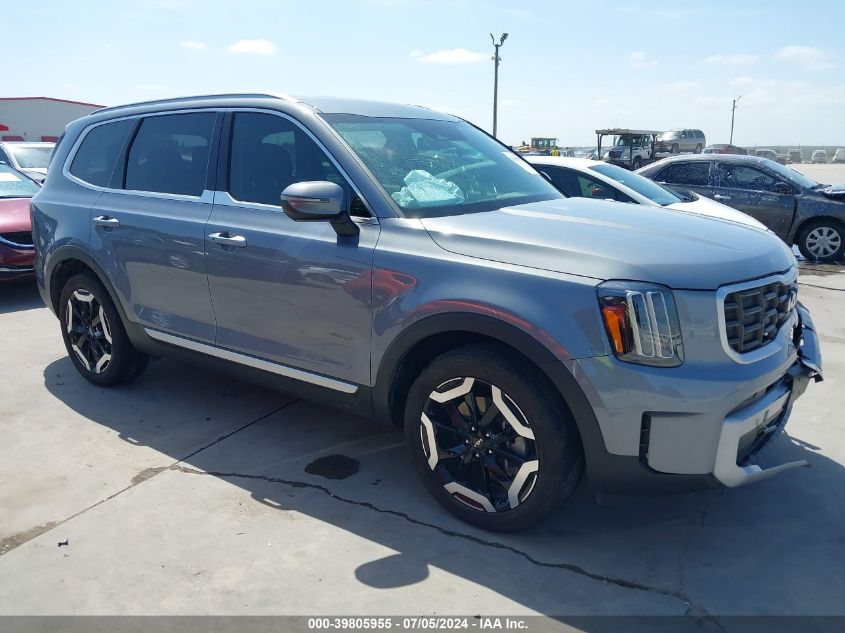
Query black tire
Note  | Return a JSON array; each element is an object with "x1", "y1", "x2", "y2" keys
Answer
[
  {"x1": 632, "y1": 157, "x2": 643, "y2": 170},
  {"x1": 59, "y1": 272, "x2": 149, "y2": 386},
  {"x1": 404, "y1": 344, "x2": 583, "y2": 532},
  {"x1": 671, "y1": 143, "x2": 679, "y2": 154},
  {"x1": 796, "y1": 219, "x2": 845, "y2": 262},
  {"x1": 694, "y1": 144, "x2": 702, "y2": 154}
]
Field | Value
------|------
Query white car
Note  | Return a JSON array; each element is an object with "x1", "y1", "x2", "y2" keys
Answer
[
  {"x1": 526, "y1": 156, "x2": 766, "y2": 230},
  {"x1": 0, "y1": 142, "x2": 55, "y2": 183}
]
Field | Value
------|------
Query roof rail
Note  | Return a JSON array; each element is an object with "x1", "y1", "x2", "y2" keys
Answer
[{"x1": 93, "y1": 92, "x2": 298, "y2": 114}]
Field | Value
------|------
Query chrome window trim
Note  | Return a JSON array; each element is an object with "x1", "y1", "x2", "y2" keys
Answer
[
  {"x1": 716, "y1": 268, "x2": 799, "y2": 365},
  {"x1": 222, "y1": 107, "x2": 375, "y2": 219},
  {"x1": 144, "y1": 328, "x2": 359, "y2": 394},
  {"x1": 62, "y1": 109, "x2": 218, "y2": 203}
]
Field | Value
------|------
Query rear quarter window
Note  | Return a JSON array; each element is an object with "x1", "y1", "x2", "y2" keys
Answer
[{"x1": 69, "y1": 119, "x2": 135, "y2": 187}]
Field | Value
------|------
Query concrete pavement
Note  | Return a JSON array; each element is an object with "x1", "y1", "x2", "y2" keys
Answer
[{"x1": 0, "y1": 267, "x2": 843, "y2": 621}]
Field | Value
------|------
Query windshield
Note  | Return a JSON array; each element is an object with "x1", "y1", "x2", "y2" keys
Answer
[
  {"x1": 7, "y1": 145, "x2": 53, "y2": 169},
  {"x1": 761, "y1": 158, "x2": 819, "y2": 188},
  {"x1": 322, "y1": 115, "x2": 561, "y2": 217},
  {"x1": 590, "y1": 163, "x2": 681, "y2": 206},
  {"x1": 0, "y1": 165, "x2": 40, "y2": 198},
  {"x1": 658, "y1": 132, "x2": 679, "y2": 141},
  {"x1": 615, "y1": 137, "x2": 633, "y2": 146}
]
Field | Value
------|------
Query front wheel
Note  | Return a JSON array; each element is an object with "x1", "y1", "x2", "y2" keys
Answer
[
  {"x1": 632, "y1": 157, "x2": 643, "y2": 170},
  {"x1": 797, "y1": 220, "x2": 844, "y2": 262},
  {"x1": 405, "y1": 345, "x2": 583, "y2": 532},
  {"x1": 59, "y1": 272, "x2": 150, "y2": 386}
]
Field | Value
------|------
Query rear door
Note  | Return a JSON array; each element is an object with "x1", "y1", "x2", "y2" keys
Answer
[
  {"x1": 204, "y1": 110, "x2": 378, "y2": 386},
  {"x1": 89, "y1": 111, "x2": 220, "y2": 343},
  {"x1": 652, "y1": 160, "x2": 714, "y2": 199},
  {"x1": 711, "y1": 163, "x2": 796, "y2": 238}
]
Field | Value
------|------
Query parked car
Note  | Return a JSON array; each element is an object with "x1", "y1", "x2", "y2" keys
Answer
[
  {"x1": 811, "y1": 149, "x2": 829, "y2": 164},
  {"x1": 527, "y1": 156, "x2": 766, "y2": 229},
  {"x1": 0, "y1": 141, "x2": 55, "y2": 183},
  {"x1": 834, "y1": 148, "x2": 845, "y2": 164},
  {"x1": 32, "y1": 94, "x2": 821, "y2": 531},
  {"x1": 638, "y1": 154, "x2": 845, "y2": 261},
  {"x1": 654, "y1": 129, "x2": 706, "y2": 154},
  {"x1": 753, "y1": 149, "x2": 786, "y2": 165},
  {"x1": 0, "y1": 164, "x2": 40, "y2": 280},
  {"x1": 788, "y1": 149, "x2": 802, "y2": 164},
  {"x1": 702, "y1": 144, "x2": 747, "y2": 155}
]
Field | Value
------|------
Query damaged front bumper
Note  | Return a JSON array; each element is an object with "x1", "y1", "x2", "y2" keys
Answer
[{"x1": 713, "y1": 302, "x2": 823, "y2": 487}]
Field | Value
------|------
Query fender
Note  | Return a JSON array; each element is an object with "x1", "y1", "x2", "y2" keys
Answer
[{"x1": 371, "y1": 311, "x2": 611, "y2": 477}]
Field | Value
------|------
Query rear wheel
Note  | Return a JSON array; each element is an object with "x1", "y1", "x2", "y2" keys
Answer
[
  {"x1": 694, "y1": 144, "x2": 702, "y2": 154},
  {"x1": 797, "y1": 220, "x2": 845, "y2": 262},
  {"x1": 405, "y1": 344, "x2": 583, "y2": 532},
  {"x1": 59, "y1": 272, "x2": 149, "y2": 386}
]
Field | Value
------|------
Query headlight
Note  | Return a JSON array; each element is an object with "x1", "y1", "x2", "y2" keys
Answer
[{"x1": 597, "y1": 281, "x2": 684, "y2": 367}]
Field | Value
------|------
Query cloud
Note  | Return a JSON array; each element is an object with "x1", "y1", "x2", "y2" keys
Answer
[
  {"x1": 418, "y1": 48, "x2": 487, "y2": 64},
  {"x1": 704, "y1": 53, "x2": 759, "y2": 65},
  {"x1": 774, "y1": 45, "x2": 837, "y2": 70},
  {"x1": 662, "y1": 81, "x2": 699, "y2": 92},
  {"x1": 409, "y1": 49, "x2": 423, "y2": 58},
  {"x1": 629, "y1": 51, "x2": 657, "y2": 69},
  {"x1": 227, "y1": 38, "x2": 277, "y2": 55},
  {"x1": 179, "y1": 40, "x2": 207, "y2": 51}
]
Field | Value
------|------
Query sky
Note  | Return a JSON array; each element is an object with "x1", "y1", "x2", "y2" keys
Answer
[{"x1": 6, "y1": 0, "x2": 845, "y2": 147}]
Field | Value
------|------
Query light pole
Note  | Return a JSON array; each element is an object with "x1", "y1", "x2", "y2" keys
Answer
[
  {"x1": 491, "y1": 32, "x2": 508, "y2": 138},
  {"x1": 729, "y1": 95, "x2": 741, "y2": 146}
]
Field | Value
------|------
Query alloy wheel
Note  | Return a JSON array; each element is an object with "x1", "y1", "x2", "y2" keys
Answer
[
  {"x1": 805, "y1": 226, "x2": 842, "y2": 259},
  {"x1": 66, "y1": 289, "x2": 113, "y2": 374},
  {"x1": 419, "y1": 377, "x2": 539, "y2": 513}
]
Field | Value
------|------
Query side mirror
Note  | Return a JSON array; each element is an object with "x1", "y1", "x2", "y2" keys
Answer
[
  {"x1": 773, "y1": 182, "x2": 794, "y2": 195},
  {"x1": 280, "y1": 181, "x2": 359, "y2": 237}
]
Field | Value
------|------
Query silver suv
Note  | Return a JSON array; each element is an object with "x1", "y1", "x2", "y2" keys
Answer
[
  {"x1": 655, "y1": 129, "x2": 706, "y2": 154},
  {"x1": 32, "y1": 94, "x2": 821, "y2": 531}
]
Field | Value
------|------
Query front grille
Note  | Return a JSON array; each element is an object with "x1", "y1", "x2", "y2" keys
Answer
[
  {"x1": 608, "y1": 150, "x2": 622, "y2": 159},
  {"x1": 0, "y1": 232, "x2": 34, "y2": 248},
  {"x1": 723, "y1": 279, "x2": 796, "y2": 353}
]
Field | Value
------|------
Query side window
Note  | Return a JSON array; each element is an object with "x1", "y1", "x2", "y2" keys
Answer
[
  {"x1": 656, "y1": 162, "x2": 710, "y2": 186},
  {"x1": 717, "y1": 165, "x2": 778, "y2": 192},
  {"x1": 0, "y1": 148, "x2": 9, "y2": 164},
  {"x1": 577, "y1": 175, "x2": 616, "y2": 200},
  {"x1": 125, "y1": 112, "x2": 216, "y2": 196},
  {"x1": 69, "y1": 119, "x2": 134, "y2": 187},
  {"x1": 228, "y1": 112, "x2": 353, "y2": 209},
  {"x1": 542, "y1": 167, "x2": 580, "y2": 197}
]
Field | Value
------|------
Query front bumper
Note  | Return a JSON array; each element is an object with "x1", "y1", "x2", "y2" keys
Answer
[
  {"x1": 712, "y1": 303, "x2": 821, "y2": 486},
  {"x1": 573, "y1": 302, "x2": 821, "y2": 493}
]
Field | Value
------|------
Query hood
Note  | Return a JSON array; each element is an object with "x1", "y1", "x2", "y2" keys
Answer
[
  {"x1": 666, "y1": 195, "x2": 768, "y2": 230},
  {"x1": 0, "y1": 198, "x2": 33, "y2": 233},
  {"x1": 420, "y1": 198, "x2": 795, "y2": 291}
]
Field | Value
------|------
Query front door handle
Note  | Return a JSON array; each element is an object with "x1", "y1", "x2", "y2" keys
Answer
[
  {"x1": 93, "y1": 215, "x2": 120, "y2": 228},
  {"x1": 208, "y1": 232, "x2": 247, "y2": 248},
  {"x1": 714, "y1": 194, "x2": 731, "y2": 201}
]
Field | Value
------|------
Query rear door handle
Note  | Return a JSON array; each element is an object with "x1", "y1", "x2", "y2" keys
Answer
[
  {"x1": 208, "y1": 232, "x2": 247, "y2": 248},
  {"x1": 714, "y1": 194, "x2": 731, "y2": 201},
  {"x1": 93, "y1": 215, "x2": 120, "y2": 228}
]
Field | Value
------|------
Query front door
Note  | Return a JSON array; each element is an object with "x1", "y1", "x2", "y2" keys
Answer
[
  {"x1": 205, "y1": 111, "x2": 378, "y2": 386},
  {"x1": 712, "y1": 163, "x2": 796, "y2": 238},
  {"x1": 90, "y1": 111, "x2": 220, "y2": 343}
]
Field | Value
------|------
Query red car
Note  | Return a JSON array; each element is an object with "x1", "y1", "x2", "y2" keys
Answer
[{"x1": 0, "y1": 164, "x2": 40, "y2": 280}]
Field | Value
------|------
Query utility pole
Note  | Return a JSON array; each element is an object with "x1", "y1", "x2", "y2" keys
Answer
[
  {"x1": 491, "y1": 32, "x2": 508, "y2": 138},
  {"x1": 729, "y1": 95, "x2": 741, "y2": 146}
]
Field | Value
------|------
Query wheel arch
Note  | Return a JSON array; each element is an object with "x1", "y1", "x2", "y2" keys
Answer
[
  {"x1": 791, "y1": 214, "x2": 845, "y2": 244},
  {"x1": 372, "y1": 313, "x2": 608, "y2": 472}
]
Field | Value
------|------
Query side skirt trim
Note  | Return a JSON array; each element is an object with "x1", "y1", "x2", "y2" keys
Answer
[{"x1": 144, "y1": 328, "x2": 359, "y2": 394}]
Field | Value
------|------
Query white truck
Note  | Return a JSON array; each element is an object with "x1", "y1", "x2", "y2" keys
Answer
[{"x1": 596, "y1": 128, "x2": 661, "y2": 170}]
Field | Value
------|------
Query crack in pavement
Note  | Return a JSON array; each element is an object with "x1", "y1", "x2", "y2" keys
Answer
[
  {"x1": 0, "y1": 401, "x2": 296, "y2": 558},
  {"x1": 170, "y1": 465, "x2": 726, "y2": 631}
]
